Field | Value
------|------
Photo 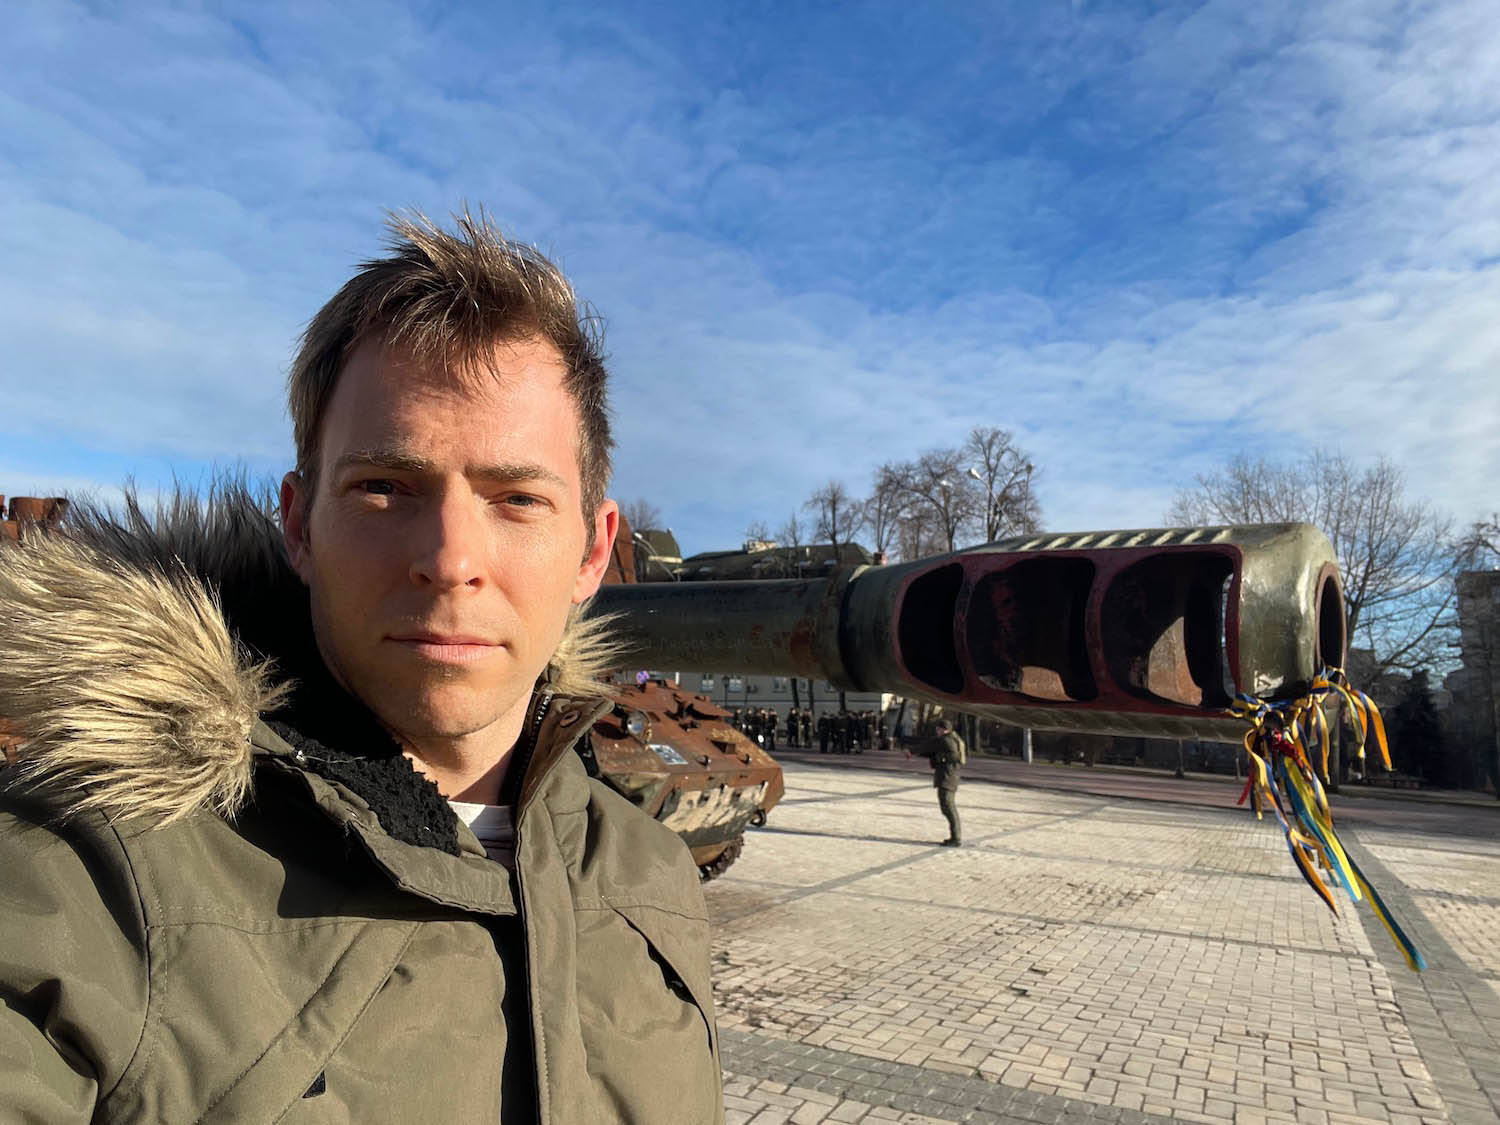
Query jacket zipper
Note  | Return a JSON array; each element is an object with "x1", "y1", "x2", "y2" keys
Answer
[
  {"x1": 508, "y1": 687, "x2": 553, "y2": 1123},
  {"x1": 500, "y1": 688, "x2": 554, "y2": 811}
]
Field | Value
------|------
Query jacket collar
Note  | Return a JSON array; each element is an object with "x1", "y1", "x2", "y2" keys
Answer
[{"x1": 247, "y1": 688, "x2": 611, "y2": 914}]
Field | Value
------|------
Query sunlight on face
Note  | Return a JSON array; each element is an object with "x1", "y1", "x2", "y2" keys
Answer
[{"x1": 283, "y1": 337, "x2": 616, "y2": 752}]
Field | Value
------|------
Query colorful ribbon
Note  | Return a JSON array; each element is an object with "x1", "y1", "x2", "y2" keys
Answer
[{"x1": 1229, "y1": 669, "x2": 1425, "y2": 972}]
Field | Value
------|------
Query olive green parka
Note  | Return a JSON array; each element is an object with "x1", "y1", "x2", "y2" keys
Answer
[
  {"x1": 0, "y1": 491, "x2": 723, "y2": 1123},
  {"x1": 914, "y1": 731, "x2": 965, "y2": 792}
]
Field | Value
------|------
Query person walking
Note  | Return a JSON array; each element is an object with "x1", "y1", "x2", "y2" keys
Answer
[{"x1": 910, "y1": 718, "x2": 966, "y2": 846}]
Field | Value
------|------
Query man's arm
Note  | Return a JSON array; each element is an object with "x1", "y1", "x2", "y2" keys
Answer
[
  {"x1": 0, "y1": 803, "x2": 149, "y2": 1119},
  {"x1": 910, "y1": 735, "x2": 941, "y2": 760}
]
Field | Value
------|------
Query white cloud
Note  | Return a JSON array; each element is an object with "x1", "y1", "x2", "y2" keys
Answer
[{"x1": 1, "y1": 0, "x2": 1497, "y2": 560}]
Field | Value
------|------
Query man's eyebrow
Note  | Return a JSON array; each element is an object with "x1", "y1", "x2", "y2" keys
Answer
[
  {"x1": 333, "y1": 449, "x2": 568, "y2": 489},
  {"x1": 469, "y1": 462, "x2": 569, "y2": 490},
  {"x1": 333, "y1": 448, "x2": 434, "y2": 475}
]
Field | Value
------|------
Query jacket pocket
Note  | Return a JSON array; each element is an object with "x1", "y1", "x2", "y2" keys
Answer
[
  {"x1": 572, "y1": 902, "x2": 723, "y2": 1123},
  {"x1": 193, "y1": 921, "x2": 420, "y2": 1123}
]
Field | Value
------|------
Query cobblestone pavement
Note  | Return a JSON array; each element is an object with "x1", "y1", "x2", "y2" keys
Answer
[{"x1": 706, "y1": 762, "x2": 1500, "y2": 1124}]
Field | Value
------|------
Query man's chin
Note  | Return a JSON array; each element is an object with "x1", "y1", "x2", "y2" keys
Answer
[{"x1": 370, "y1": 685, "x2": 528, "y2": 744}]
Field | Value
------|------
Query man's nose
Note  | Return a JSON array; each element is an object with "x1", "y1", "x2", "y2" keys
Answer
[{"x1": 409, "y1": 491, "x2": 486, "y2": 590}]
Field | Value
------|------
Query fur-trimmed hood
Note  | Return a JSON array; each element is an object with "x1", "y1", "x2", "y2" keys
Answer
[{"x1": 0, "y1": 483, "x2": 620, "y2": 830}]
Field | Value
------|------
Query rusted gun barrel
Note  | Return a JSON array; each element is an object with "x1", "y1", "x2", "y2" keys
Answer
[{"x1": 589, "y1": 524, "x2": 1345, "y2": 743}]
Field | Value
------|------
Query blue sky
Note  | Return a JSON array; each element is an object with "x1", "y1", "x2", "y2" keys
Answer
[{"x1": 3, "y1": 0, "x2": 1497, "y2": 556}]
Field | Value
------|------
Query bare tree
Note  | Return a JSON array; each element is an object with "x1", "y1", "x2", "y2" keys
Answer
[
  {"x1": 899, "y1": 449, "x2": 981, "y2": 553},
  {"x1": 743, "y1": 519, "x2": 772, "y2": 545},
  {"x1": 1167, "y1": 450, "x2": 1457, "y2": 674},
  {"x1": 1460, "y1": 514, "x2": 1500, "y2": 568},
  {"x1": 777, "y1": 510, "x2": 805, "y2": 550},
  {"x1": 895, "y1": 504, "x2": 947, "y2": 562},
  {"x1": 964, "y1": 426, "x2": 1040, "y2": 541},
  {"x1": 804, "y1": 480, "x2": 866, "y2": 551},
  {"x1": 863, "y1": 463, "x2": 911, "y2": 560},
  {"x1": 620, "y1": 498, "x2": 664, "y2": 533},
  {"x1": 882, "y1": 461, "x2": 949, "y2": 561}
]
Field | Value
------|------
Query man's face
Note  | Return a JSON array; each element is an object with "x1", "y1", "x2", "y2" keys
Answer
[{"x1": 281, "y1": 336, "x2": 617, "y2": 751}]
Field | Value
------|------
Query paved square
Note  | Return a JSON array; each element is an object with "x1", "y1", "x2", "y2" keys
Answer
[{"x1": 706, "y1": 761, "x2": 1500, "y2": 1124}]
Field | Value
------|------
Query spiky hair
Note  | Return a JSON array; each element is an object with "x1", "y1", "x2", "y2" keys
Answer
[{"x1": 288, "y1": 208, "x2": 613, "y2": 521}]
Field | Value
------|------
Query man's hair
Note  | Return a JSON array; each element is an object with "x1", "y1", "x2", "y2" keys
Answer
[
  {"x1": 935, "y1": 719, "x2": 953, "y2": 732},
  {"x1": 288, "y1": 209, "x2": 613, "y2": 518}
]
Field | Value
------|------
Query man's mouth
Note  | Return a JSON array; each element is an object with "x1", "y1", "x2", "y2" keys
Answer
[{"x1": 387, "y1": 633, "x2": 502, "y2": 663}]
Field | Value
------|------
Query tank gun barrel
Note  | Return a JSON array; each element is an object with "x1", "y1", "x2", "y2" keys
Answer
[{"x1": 589, "y1": 523, "x2": 1346, "y2": 743}]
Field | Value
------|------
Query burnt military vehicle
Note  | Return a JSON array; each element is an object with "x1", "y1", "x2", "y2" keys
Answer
[{"x1": 592, "y1": 517, "x2": 784, "y2": 880}]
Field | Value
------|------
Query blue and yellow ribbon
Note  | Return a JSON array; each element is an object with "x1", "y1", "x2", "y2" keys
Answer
[{"x1": 1229, "y1": 669, "x2": 1425, "y2": 972}]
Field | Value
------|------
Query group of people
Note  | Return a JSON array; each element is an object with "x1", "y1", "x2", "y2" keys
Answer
[
  {"x1": 726, "y1": 706, "x2": 892, "y2": 754},
  {"x1": 816, "y1": 709, "x2": 889, "y2": 754},
  {"x1": 730, "y1": 706, "x2": 786, "y2": 751}
]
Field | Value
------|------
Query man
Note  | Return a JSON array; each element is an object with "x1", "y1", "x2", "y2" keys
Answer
[
  {"x1": 910, "y1": 718, "x2": 966, "y2": 846},
  {"x1": 0, "y1": 213, "x2": 722, "y2": 1121}
]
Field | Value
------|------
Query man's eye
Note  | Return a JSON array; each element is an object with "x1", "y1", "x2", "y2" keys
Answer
[
  {"x1": 360, "y1": 479, "x2": 397, "y2": 495},
  {"x1": 504, "y1": 494, "x2": 540, "y2": 507}
]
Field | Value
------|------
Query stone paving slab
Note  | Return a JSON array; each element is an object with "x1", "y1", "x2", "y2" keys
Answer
[
  {"x1": 720, "y1": 1027, "x2": 1181, "y2": 1124},
  {"x1": 708, "y1": 762, "x2": 1499, "y2": 1124}
]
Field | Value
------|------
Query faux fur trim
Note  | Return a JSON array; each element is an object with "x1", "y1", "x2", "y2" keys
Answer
[
  {"x1": 0, "y1": 481, "x2": 620, "y2": 827},
  {"x1": 0, "y1": 524, "x2": 286, "y2": 825}
]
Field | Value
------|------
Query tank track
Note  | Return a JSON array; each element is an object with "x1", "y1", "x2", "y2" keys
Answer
[{"x1": 697, "y1": 834, "x2": 744, "y2": 882}]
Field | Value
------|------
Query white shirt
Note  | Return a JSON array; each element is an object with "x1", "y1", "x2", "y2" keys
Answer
[{"x1": 448, "y1": 800, "x2": 516, "y2": 871}]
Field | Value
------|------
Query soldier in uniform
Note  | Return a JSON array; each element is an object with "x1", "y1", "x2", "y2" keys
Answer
[
  {"x1": 799, "y1": 708, "x2": 812, "y2": 748},
  {"x1": 817, "y1": 712, "x2": 830, "y2": 754},
  {"x1": 785, "y1": 707, "x2": 799, "y2": 748},
  {"x1": 910, "y1": 718, "x2": 966, "y2": 846}
]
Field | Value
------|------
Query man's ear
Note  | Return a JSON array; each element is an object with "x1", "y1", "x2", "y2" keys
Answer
[
  {"x1": 573, "y1": 499, "x2": 620, "y2": 604},
  {"x1": 280, "y1": 471, "x2": 314, "y2": 584}
]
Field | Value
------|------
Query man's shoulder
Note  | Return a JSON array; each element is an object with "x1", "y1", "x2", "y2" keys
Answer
[
  {"x1": 576, "y1": 771, "x2": 706, "y2": 916},
  {"x1": 1, "y1": 766, "x2": 342, "y2": 927}
]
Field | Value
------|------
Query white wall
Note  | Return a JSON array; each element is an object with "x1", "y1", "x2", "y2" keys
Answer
[{"x1": 656, "y1": 671, "x2": 889, "y2": 718}]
